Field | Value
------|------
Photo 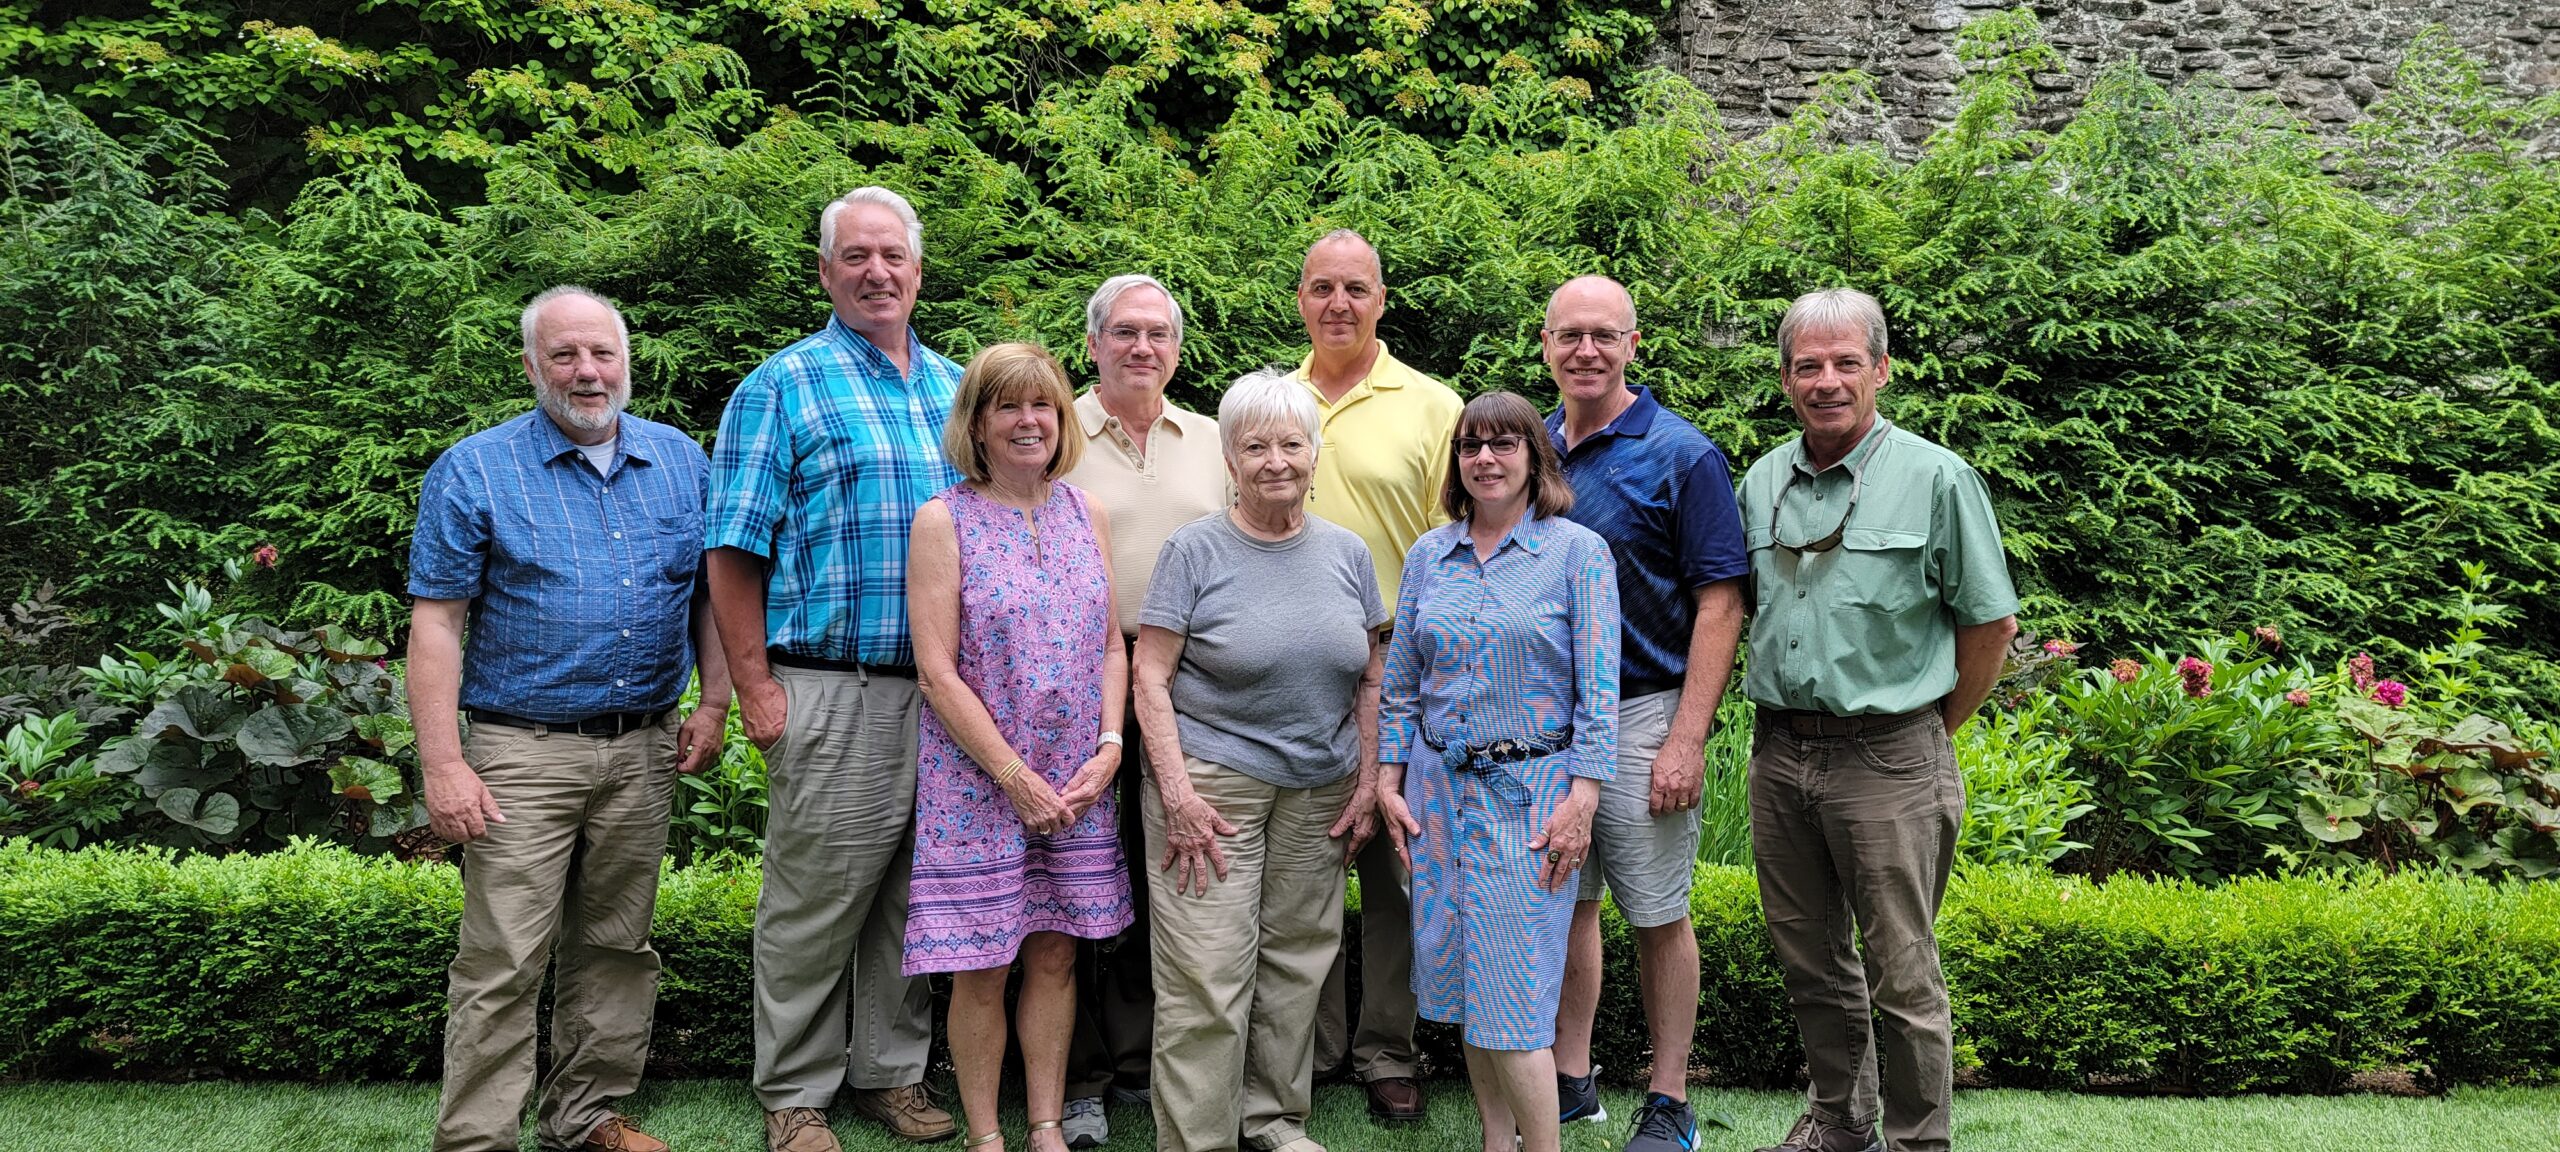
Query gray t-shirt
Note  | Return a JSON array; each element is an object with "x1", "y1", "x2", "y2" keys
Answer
[{"x1": 1140, "y1": 511, "x2": 1389, "y2": 788}]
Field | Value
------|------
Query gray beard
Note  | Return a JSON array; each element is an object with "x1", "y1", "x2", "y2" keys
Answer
[{"x1": 538, "y1": 383, "x2": 627, "y2": 436}]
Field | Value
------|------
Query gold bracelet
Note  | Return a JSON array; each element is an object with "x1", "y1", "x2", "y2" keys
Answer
[{"x1": 993, "y1": 756, "x2": 1025, "y2": 786}]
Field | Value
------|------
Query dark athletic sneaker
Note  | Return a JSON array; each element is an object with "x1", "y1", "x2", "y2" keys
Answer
[
  {"x1": 1623, "y1": 1093, "x2": 1697, "y2": 1152},
  {"x1": 1558, "y1": 1064, "x2": 1607, "y2": 1125}
]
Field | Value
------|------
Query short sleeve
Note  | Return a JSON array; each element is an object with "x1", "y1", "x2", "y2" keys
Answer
[
  {"x1": 1137, "y1": 532, "x2": 1201, "y2": 635},
  {"x1": 1354, "y1": 539, "x2": 1389, "y2": 631},
  {"x1": 1675, "y1": 444, "x2": 1751, "y2": 589},
  {"x1": 408, "y1": 450, "x2": 488, "y2": 600},
  {"x1": 704, "y1": 368, "x2": 793, "y2": 557},
  {"x1": 1939, "y1": 464, "x2": 2020, "y2": 626}
]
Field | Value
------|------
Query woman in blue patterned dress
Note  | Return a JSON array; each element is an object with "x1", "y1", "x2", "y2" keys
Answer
[
  {"x1": 907, "y1": 342, "x2": 1135, "y2": 1152},
  {"x1": 1378, "y1": 390, "x2": 1620, "y2": 1152}
]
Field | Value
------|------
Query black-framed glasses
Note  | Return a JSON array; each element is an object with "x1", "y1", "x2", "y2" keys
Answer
[
  {"x1": 1455, "y1": 434, "x2": 1527, "y2": 458},
  {"x1": 1769, "y1": 459, "x2": 1866, "y2": 555},
  {"x1": 1544, "y1": 327, "x2": 1630, "y2": 350}
]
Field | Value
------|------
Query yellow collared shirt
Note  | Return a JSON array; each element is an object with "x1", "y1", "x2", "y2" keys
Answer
[{"x1": 1291, "y1": 340, "x2": 1465, "y2": 606}]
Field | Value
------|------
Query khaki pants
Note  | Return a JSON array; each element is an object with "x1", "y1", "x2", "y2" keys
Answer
[
  {"x1": 1144, "y1": 757, "x2": 1354, "y2": 1152},
  {"x1": 434, "y1": 713, "x2": 679, "y2": 1152},
  {"x1": 751, "y1": 665, "x2": 935, "y2": 1109},
  {"x1": 1749, "y1": 711, "x2": 1963, "y2": 1152},
  {"x1": 1312, "y1": 833, "x2": 1418, "y2": 1081},
  {"x1": 1067, "y1": 715, "x2": 1154, "y2": 1100}
]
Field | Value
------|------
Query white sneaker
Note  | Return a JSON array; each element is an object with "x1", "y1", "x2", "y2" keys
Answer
[{"x1": 1062, "y1": 1096, "x2": 1108, "y2": 1149}]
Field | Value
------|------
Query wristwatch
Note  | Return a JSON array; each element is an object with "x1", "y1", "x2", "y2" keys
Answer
[{"x1": 1096, "y1": 731, "x2": 1124, "y2": 753}]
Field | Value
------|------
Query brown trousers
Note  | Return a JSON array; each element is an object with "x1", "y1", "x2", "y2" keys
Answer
[
  {"x1": 433, "y1": 714, "x2": 678, "y2": 1152},
  {"x1": 1748, "y1": 710, "x2": 1963, "y2": 1152}
]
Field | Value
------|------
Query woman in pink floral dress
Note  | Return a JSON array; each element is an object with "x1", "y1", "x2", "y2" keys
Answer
[{"x1": 907, "y1": 342, "x2": 1133, "y2": 1152}]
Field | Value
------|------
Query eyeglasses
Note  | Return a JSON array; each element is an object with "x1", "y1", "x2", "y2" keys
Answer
[
  {"x1": 1768, "y1": 458, "x2": 1867, "y2": 555},
  {"x1": 1455, "y1": 435, "x2": 1527, "y2": 458},
  {"x1": 1102, "y1": 326, "x2": 1177, "y2": 347},
  {"x1": 1544, "y1": 328, "x2": 1630, "y2": 351}
]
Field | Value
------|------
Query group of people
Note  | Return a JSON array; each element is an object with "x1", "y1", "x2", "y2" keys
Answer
[{"x1": 409, "y1": 185, "x2": 2019, "y2": 1152}]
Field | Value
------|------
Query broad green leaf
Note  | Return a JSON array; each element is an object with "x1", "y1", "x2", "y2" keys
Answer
[
  {"x1": 328, "y1": 755, "x2": 407, "y2": 802},
  {"x1": 2443, "y1": 766, "x2": 2507, "y2": 814},
  {"x1": 142, "y1": 686, "x2": 244, "y2": 741},
  {"x1": 234, "y1": 704, "x2": 354, "y2": 767}
]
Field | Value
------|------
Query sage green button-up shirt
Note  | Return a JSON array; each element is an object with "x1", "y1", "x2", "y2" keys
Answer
[{"x1": 1737, "y1": 418, "x2": 2018, "y2": 717}]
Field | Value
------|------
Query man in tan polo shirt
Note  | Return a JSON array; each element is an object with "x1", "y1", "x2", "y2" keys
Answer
[
  {"x1": 1291, "y1": 229, "x2": 1463, "y2": 1124},
  {"x1": 1058, "y1": 272, "x2": 1229, "y2": 1148}
]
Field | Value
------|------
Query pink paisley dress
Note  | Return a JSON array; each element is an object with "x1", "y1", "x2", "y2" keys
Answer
[{"x1": 903, "y1": 481, "x2": 1133, "y2": 974}]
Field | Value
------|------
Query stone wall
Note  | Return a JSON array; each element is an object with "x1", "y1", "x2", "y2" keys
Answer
[{"x1": 1661, "y1": 0, "x2": 2560, "y2": 151}]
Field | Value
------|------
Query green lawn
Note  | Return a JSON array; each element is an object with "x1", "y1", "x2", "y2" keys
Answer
[{"x1": 0, "y1": 1079, "x2": 2554, "y2": 1151}]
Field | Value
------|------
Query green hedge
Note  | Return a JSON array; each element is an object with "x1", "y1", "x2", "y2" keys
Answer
[{"x1": 3, "y1": 841, "x2": 2554, "y2": 1091}]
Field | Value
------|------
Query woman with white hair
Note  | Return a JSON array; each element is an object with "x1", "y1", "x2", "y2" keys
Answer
[{"x1": 1130, "y1": 369, "x2": 1389, "y2": 1152}]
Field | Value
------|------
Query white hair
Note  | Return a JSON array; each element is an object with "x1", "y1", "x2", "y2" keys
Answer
[
  {"x1": 1084, "y1": 274, "x2": 1185, "y2": 346},
  {"x1": 519, "y1": 285, "x2": 629, "y2": 361},
  {"x1": 818, "y1": 186, "x2": 924, "y2": 263},
  {"x1": 1776, "y1": 287, "x2": 1889, "y2": 367},
  {"x1": 1218, "y1": 369, "x2": 1322, "y2": 464}
]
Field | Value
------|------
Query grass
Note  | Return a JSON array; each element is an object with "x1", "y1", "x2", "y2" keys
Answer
[{"x1": 0, "y1": 1079, "x2": 2555, "y2": 1151}]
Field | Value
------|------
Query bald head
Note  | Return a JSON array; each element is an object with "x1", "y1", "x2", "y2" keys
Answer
[
  {"x1": 1545, "y1": 275, "x2": 1636, "y2": 331},
  {"x1": 1300, "y1": 229, "x2": 1383, "y2": 287}
]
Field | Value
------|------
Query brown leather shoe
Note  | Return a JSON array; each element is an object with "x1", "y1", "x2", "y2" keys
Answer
[
  {"x1": 579, "y1": 1114, "x2": 670, "y2": 1152},
  {"x1": 1753, "y1": 1112, "x2": 1883, "y2": 1152},
  {"x1": 850, "y1": 1083, "x2": 961, "y2": 1142},
  {"x1": 1364, "y1": 1076, "x2": 1427, "y2": 1122},
  {"x1": 768, "y1": 1107, "x2": 844, "y2": 1152}
]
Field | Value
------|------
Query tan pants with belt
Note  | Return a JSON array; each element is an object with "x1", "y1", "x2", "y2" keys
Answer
[
  {"x1": 433, "y1": 713, "x2": 678, "y2": 1152},
  {"x1": 1145, "y1": 757, "x2": 1354, "y2": 1152},
  {"x1": 751, "y1": 664, "x2": 935, "y2": 1109}
]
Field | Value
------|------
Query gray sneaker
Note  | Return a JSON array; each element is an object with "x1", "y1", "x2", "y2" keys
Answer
[
  {"x1": 1062, "y1": 1097, "x2": 1108, "y2": 1150},
  {"x1": 1107, "y1": 1085, "x2": 1152, "y2": 1109},
  {"x1": 1559, "y1": 1063, "x2": 1607, "y2": 1125}
]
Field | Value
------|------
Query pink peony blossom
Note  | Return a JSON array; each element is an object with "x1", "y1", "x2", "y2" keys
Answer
[
  {"x1": 2349, "y1": 652, "x2": 2377, "y2": 693},
  {"x1": 252, "y1": 543, "x2": 279, "y2": 570},
  {"x1": 2043, "y1": 638, "x2": 2080, "y2": 657},
  {"x1": 2372, "y1": 679, "x2": 2408, "y2": 708},
  {"x1": 2285, "y1": 689, "x2": 2312, "y2": 707},
  {"x1": 2177, "y1": 656, "x2": 2214, "y2": 698},
  {"x1": 2252, "y1": 625, "x2": 2282, "y2": 650},
  {"x1": 2109, "y1": 658, "x2": 2141, "y2": 684}
]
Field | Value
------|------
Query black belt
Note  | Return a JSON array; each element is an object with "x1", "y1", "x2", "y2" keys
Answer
[
  {"x1": 468, "y1": 707, "x2": 670, "y2": 738},
  {"x1": 1760, "y1": 705, "x2": 1937, "y2": 738},
  {"x1": 1624, "y1": 675, "x2": 1683, "y2": 700},
  {"x1": 767, "y1": 648, "x2": 917, "y2": 679}
]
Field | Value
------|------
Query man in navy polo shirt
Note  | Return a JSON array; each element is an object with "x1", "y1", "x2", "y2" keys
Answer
[
  {"x1": 1541, "y1": 275, "x2": 1749, "y2": 1152},
  {"x1": 409, "y1": 285, "x2": 731, "y2": 1152}
]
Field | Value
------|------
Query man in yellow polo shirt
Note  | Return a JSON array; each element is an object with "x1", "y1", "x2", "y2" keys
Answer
[{"x1": 1291, "y1": 228, "x2": 1463, "y2": 1124}]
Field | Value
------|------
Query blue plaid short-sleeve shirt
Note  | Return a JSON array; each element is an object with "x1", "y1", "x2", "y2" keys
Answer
[
  {"x1": 407, "y1": 410, "x2": 710, "y2": 722},
  {"x1": 705, "y1": 317, "x2": 963, "y2": 665}
]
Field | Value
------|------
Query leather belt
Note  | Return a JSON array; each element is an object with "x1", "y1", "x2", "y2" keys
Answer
[
  {"x1": 467, "y1": 707, "x2": 670, "y2": 738},
  {"x1": 1760, "y1": 705, "x2": 1937, "y2": 738},
  {"x1": 767, "y1": 648, "x2": 917, "y2": 679}
]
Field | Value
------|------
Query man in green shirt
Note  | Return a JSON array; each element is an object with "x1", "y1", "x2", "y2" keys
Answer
[{"x1": 1735, "y1": 288, "x2": 2017, "y2": 1152}]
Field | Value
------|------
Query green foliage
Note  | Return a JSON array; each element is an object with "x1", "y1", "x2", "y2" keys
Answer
[
  {"x1": 669, "y1": 680, "x2": 767, "y2": 867},
  {"x1": 8, "y1": 842, "x2": 2555, "y2": 1090},
  {"x1": 1956, "y1": 693, "x2": 2096, "y2": 869},
  {"x1": 54, "y1": 582, "x2": 425, "y2": 854}
]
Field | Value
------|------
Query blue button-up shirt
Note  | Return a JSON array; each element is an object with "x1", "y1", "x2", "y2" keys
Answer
[
  {"x1": 408, "y1": 410, "x2": 709, "y2": 722},
  {"x1": 705, "y1": 317, "x2": 962, "y2": 665},
  {"x1": 1546, "y1": 387, "x2": 1749, "y2": 697},
  {"x1": 1379, "y1": 514, "x2": 1620, "y2": 782}
]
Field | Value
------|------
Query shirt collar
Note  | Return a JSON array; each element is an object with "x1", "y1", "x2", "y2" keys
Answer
[
  {"x1": 1545, "y1": 385, "x2": 1661, "y2": 446},
  {"x1": 529, "y1": 409, "x2": 651, "y2": 468},
  {"x1": 1441, "y1": 511, "x2": 1552, "y2": 559},
  {"x1": 1074, "y1": 388, "x2": 1193, "y2": 438},
  {"x1": 1789, "y1": 416, "x2": 1894, "y2": 477},
  {"x1": 823, "y1": 314, "x2": 923, "y2": 378},
  {"x1": 1292, "y1": 339, "x2": 1411, "y2": 394}
]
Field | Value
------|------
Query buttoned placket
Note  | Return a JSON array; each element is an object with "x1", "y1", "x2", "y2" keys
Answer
[
  {"x1": 1307, "y1": 380, "x2": 1372, "y2": 504},
  {"x1": 589, "y1": 454, "x2": 639, "y2": 705}
]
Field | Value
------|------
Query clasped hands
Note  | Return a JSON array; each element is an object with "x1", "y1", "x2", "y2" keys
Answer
[{"x1": 994, "y1": 742, "x2": 1119, "y2": 837}]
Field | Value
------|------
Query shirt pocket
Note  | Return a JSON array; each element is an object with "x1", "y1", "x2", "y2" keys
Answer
[{"x1": 1834, "y1": 528, "x2": 1929, "y2": 616}]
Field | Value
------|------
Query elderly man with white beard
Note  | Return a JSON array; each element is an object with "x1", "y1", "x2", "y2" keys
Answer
[{"x1": 408, "y1": 285, "x2": 731, "y2": 1152}]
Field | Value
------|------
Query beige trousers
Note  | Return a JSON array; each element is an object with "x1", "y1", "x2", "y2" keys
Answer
[
  {"x1": 1144, "y1": 757, "x2": 1354, "y2": 1152},
  {"x1": 433, "y1": 713, "x2": 678, "y2": 1152},
  {"x1": 750, "y1": 664, "x2": 935, "y2": 1109}
]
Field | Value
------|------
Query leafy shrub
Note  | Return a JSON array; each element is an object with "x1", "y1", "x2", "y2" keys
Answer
[
  {"x1": 1954, "y1": 693, "x2": 2095, "y2": 869},
  {"x1": 7, "y1": 843, "x2": 2555, "y2": 1091}
]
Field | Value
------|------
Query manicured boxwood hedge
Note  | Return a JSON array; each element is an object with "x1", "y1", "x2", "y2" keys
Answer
[{"x1": 2, "y1": 841, "x2": 2554, "y2": 1091}]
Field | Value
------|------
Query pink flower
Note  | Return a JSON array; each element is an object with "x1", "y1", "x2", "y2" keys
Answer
[
  {"x1": 252, "y1": 544, "x2": 279, "y2": 570},
  {"x1": 2109, "y1": 658, "x2": 2141, "y2": 684},
  {"x1": 2252, "y1": 625, "x2": 2282, "y2": 650},
  {"x1": 2284, "y1": 689, "x2": 2311, "y2": 707},
  {"x1": 2043, "y1": 638, "x2": 2080, "y2": 657},
  {"x1": 2177, "y1": 656, "x2": 2214, "y2": 698},
  {"x1": 2349, "y1": 652, "x2": 2377, "y2": 693},
  {"x1": 2372, "y1": 679, "x2": 2408, "y2": 708}
]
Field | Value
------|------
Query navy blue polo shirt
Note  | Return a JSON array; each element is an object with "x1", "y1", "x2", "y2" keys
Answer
[{"x1": 1546, "y1": 387, "x2": 1749, "y2": 697}]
